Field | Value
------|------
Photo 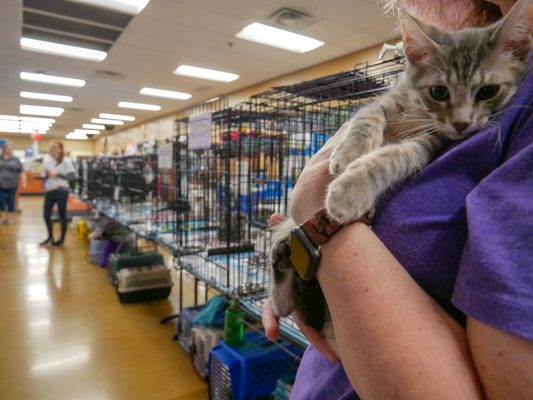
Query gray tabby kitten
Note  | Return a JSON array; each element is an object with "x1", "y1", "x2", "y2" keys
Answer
[{"x1": 270, "y1": 0, "x2": 533, "y2": 353}]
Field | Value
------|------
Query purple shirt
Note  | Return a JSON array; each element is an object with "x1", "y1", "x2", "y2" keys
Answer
[{"x1": 291, "y1": 65, "x2": 533, "y2": 399}]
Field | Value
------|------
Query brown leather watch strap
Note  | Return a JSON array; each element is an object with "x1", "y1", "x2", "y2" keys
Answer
[{"x1": 300, "y1": 208, "x2": 372, "y2": 248}]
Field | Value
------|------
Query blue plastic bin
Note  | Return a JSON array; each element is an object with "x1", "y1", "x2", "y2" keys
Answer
[{"x1": 208, "y1": 330, "x2": 303, "y2": 400}]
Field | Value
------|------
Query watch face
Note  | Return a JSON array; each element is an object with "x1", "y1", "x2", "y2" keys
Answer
[{"x1": 288, "y1": 228, "x2": 320, "y2": 280}]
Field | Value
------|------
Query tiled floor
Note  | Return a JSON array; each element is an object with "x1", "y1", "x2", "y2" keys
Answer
[{"x1": 0, "y1": 197, "x2": 208, "y2": 400}]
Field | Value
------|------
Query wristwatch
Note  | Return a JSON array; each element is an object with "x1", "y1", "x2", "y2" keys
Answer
[{"x1": 286, "y1": 208, "x2": 372, "y2": 280}]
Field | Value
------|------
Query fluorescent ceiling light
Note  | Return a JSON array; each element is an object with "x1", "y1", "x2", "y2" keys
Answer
[
  {"x1": 140, "y1": 87, "x2": 191, "y2": 100},
  {"x1": 21, "y1": 38, "x2": 107, "y2": 62},
  {"x1": 235, "y1": 23, "x2": 324, "y2": 53},
  {"x1": 20, "y1": 72, "x2": 85, "y2": 87},
  {"x1": 0, "y1": 127, "x2": 48, "y2": 134},
  {"x1": 83, "y1": 123, "x2": 105, "y2": 130},
  {"x1": 20, "y1": 91, "x2": 73, "y2": 103},
  {"x1": 205, "y1": 96, "x2": 221, "y2": 103},
  {"x1": 118, "y1": 101, "x2": 161, "y2": 111},
  {"x1": 20, "y1": 105, "x2": 64, "y2": 117},
  {"x1": 67, "y1": 0, "x2": 150, "y2": 15},
  {"x1": 173, "y1": 65, "x2": 239, "y2": 83},
  {"x1": 0, "y1": 115, "x2": 55, "y2": 123},
  {"x1": 91, "y1": 118, "x2": 124, "y2": 125},
  {"x1": 99, "y1": 113, "x2": 135, "y2": 121},
  {"x1": 75, "y1": 129, "x2": 99, "y2": 135},
  {"x1": 66, "y1": 132, "x2": 88, "y2": 140}
]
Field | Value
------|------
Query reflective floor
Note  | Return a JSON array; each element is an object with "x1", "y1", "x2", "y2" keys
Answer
[{"x1": 0, "y1": 197, "x2": 207, "y2": 400}]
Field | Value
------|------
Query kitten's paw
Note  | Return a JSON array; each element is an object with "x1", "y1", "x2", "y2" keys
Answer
[
  {"x1": 326, "y1": 173, "x2": 375, "y2": 224},
  {"x1": 330, "y1": 146, "x2": 356, "y2": 176}
]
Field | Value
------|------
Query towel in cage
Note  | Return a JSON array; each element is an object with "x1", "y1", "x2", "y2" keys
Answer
[
  {"x1": 207, "y1": 330, "x2": 303, "y2": 400},
  {"x1": 191, "y1": 325, "x2": 224, "y2": 380}
]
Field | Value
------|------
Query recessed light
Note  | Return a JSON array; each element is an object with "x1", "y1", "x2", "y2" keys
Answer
[
  {"x1": 20, "y1": 91, "x2": 73, "y2": 103},
  {"x1": 173, "y1": 65, "x2": 239, "y2": 82},
  {"x1": 20, "y1": 105, "x2": 64, "y2": 117},
  {"x1": 91, "y1": 118, "x2": 124, "y2": 125},
  {"x1": 99, "y1": 113, "x2": 135, "y2": 121},
  {"x1": 235, "y1": 23, "x2": 324, "y2": 53},
  {"x1": 140, "y1": 87, "x2": 192, "y2": 100},
  {"x1": 67, "y1": 0, "x2": 150, "y2": 15},
  {"x1": 75, "y1": 129, "x2": 100, "y2": 135},
  {"x1": 20, "y1": 72, "x2": 86, "y2": 87},
  {"x1": 83, "y1": 123, "x2": 105, "y2": 130},
  {"x1": 20, "y1": 38, "x2": 107, "y2": 62},
  {"x1": 118, "y1": 101, "x2": 161, "y2": 111}
]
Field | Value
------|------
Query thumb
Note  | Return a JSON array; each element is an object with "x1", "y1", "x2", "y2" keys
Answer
[{"x1": 270, "y1": 213, "x2": 285, "y2": 227}]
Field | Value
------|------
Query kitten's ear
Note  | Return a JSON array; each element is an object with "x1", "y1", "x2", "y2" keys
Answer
[
  {"x1": 399, "y1": 11, "x2": 439, "y2": 64},
  {"x1": 492, "y1": 0, "x2": 533, "y2": 58}
]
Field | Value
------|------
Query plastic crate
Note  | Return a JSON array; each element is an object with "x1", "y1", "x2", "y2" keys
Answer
[
  {"x1": 191, "y1": 326, "x2": 224, "y2": 380},
  {"x1": 208, "y1": 330, "x2": 303, "y2": 400},
  {"x1": 176, "y1": 305, "x2": 205, "y2": 353}
]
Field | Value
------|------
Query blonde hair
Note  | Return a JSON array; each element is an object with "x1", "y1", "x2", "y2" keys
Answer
[
  {"x1": 384, "y1": 0, "x2": 502, "y2": 30},
  {"x1": 51, "y1": 141, "x2": 65, "y2": 164}
]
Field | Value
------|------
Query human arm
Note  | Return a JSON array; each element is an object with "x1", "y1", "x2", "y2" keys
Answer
[
  {"x1": 280, "y1": 119, "x2": 533, "y2": 398},
  {"x1": 315, "y1": 222, "x2": 483, "y2": 398}
]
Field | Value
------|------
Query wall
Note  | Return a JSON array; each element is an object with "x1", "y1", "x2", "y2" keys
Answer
[
  {"x1": 1, "y1": 134, "x2": 94, "y2": 157},
  {"x1": 93, "y1": 41, "x2": 395, "y2": 153}
]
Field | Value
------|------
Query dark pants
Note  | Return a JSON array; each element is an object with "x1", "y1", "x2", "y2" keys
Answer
[
  {"x1": 0, "y1": 188, "x2": 16, "y2": 212},
  {"x1": 44, "y1": 189, "x2": 69, "y2": 242}
]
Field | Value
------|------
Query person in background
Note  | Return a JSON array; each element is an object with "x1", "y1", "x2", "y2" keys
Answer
[
  {"x1": 0, "y1": 142, "x2": 25, "y2": 224},
  {"x1": 263, "y1": 0, "x2": 533, "y2": 399},
  {"x1": 40, "y1": 141, "x2": 77, "y2": 247}
]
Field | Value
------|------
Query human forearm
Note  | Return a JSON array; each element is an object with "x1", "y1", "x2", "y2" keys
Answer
[{"x1": 318, "y1": 223, "x2": 483, "y2": 399}]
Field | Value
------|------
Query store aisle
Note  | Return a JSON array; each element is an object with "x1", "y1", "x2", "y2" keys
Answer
[{"x1": 0, "y1": 197, "x2": 208, "y2": 400}]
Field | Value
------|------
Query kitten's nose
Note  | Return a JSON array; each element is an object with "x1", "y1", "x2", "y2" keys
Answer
[{"x1": 453, "y1": 122, "x2": 470, "y2": 133}]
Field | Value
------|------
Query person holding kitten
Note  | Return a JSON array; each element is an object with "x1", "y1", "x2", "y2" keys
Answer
[{"x1": 263, "y1": 0, "x2": 533, "y2": 399}]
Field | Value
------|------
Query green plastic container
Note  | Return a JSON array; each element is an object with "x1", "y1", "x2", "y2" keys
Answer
[{"x1": 224, "y1": 300, "x2": 244, "y2": 346}]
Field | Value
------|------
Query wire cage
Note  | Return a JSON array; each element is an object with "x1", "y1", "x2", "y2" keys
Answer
[{"x1": 175, "y1": 57, "x2": 405, "y2": 344}]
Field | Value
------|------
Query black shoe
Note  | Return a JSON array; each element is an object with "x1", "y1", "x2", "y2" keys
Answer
[
  {"x1": 52, "y1": 240, "x2": 64, "y2": 247},
  {"x1": 40, "y1": 238, "x2": 53, "y2": 246}
]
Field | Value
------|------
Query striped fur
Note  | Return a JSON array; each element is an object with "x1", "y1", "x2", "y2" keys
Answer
[{"x1": 270, "y1": 0, "x2": 533, "y2": 353}]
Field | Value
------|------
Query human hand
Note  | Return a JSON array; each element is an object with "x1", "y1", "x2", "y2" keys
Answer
[
  {"x1": 46, "y1": 170, "x2": 58, "y2": 177},
  {"x1": 290, "y1": 123, "x2": 349, "y2": 225},
  {"x1": 264, "y1": 213, "x2": 340, "y2": 362},
  {"x1": 263, "y1": 298, "x2": 340, "y2": 363}
]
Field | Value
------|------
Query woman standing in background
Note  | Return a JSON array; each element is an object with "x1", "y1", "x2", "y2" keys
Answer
[
  {"x1": 0, "y1": 142, "x2": 25, "y2": 224},
  {"x1": 40, "y1": 141, "x2": 77, "y2": 247}
]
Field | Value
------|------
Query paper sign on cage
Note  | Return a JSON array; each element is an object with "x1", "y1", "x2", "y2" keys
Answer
[
  {"x1": 188, "y1": 113, "x2": 212, "y2": 150},
  {"x1": 157, "y1": 142, "x2": 173, "y2": 169}
]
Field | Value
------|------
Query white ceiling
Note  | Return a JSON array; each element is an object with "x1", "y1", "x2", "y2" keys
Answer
[{"x1": 0, "y1": 0, "x2": 397, "y2": 138}]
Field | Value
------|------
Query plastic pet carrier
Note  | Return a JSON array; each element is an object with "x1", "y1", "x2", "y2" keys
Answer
[
  {"x1": 191, "y1": 325, "x2": 224, "y2": 380},
  {"x1": 107, "y1": 251, "x2": 164, "y2": 285},
  {"x1": 176, "y1": 304, "x2": 206, "y2": 353},
  {"x1": 208, "y1": 330, "x2": 303, "y2": 400},
  {"x1": 115, "y1": 265, "x2": 172, "y2": 303}
]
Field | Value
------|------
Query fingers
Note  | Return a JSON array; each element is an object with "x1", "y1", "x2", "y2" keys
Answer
[
  {"x1": 269, "y1": 213, "x2": 285, "y2": 227},
  {"x1": 293, "y1": 312, "x2": 341, "y2": 363},
  {"x1": 262, "y1": 299, "x2": 280, "y2": 341}
]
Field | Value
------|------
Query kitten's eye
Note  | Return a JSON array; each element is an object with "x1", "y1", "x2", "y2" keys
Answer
[
  {"x1": 429, "y1": 86, "x2": 449, "y2": 101},
  {"x1": 476, "y1": 85, "x2": 499, "y2": 101}
]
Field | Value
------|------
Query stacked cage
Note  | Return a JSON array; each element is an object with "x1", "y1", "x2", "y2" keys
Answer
[
  {"x1": 174, "y1": 59, "x2": 405, "y2": 339},
  {"x1": 175, "y1": 106, "x2": 270, "y2": 299}
]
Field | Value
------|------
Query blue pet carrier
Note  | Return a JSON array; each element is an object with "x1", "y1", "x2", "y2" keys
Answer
[{"x1": 208, "y1": 330, "x2": 303, "y2": 400}]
